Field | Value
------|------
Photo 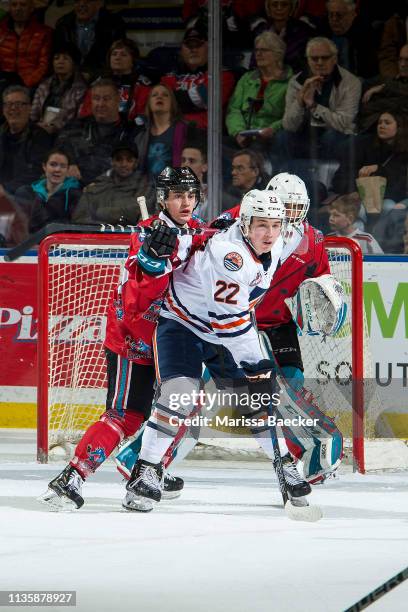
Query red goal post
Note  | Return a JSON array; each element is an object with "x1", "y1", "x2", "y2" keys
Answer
[{"x1": 36, "y1": 232, "x2": 367, "y2": 472}]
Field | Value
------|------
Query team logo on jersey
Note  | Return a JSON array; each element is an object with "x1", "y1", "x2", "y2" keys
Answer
[
  {"x1": 250, "y1": 272, "x2": 262, "y2": 286},
  {"x1": 86, "y1": 445, "x2": 106, "y2": 466},
  {"x1": 126, "y1": 336, "x2": 153, "y2": 360},
  {"x1": 142, "y1": 299, "x2": 163, "y2": 322},
  {"x1": 224, "y1": 251, "x2": 243, "y2": 271}
]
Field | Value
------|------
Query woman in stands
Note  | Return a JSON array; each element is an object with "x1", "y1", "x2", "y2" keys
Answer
[
  {"x1": 226, "y1": 31, "x2": 292, "y2": 151},
  {"x1": 30, "y1": 44, "x2": 87, "y2": 134},
  {"x1": 79, "y1": 38, "x2": 154, "y2": 123},
  {"x1": 135, "y1": 83, "x2": 204, "y2": 178},
  {"x1": 14, "y1": 148, "x2": 82, "y2": 233}
]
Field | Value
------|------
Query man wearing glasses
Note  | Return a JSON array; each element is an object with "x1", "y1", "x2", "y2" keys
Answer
[
  {"x1": 280, "y1": 36, "x2": 361, "y2": 160},
  {"x1": 0, "y1": 85, "x2": 53, "y2": 194},
  {"x1": 321, "y1": 0, "x2": 379, "y2": 79}
]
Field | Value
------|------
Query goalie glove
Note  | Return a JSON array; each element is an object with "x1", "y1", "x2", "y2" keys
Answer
[{"x1": 287, "y1": 274, "x2": 347, "y2": 337}]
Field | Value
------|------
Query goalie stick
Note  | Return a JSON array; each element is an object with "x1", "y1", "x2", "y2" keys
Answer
[{"x1": 4, "y1": 221, "x2": 217, "y2": 262}]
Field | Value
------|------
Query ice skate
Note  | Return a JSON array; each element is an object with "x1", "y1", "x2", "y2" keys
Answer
[
  {"x1": 38, "y1": 465, "x2": 84, "y2": 511},
  {"x1": 162, "y1": 472, "x2": 184, "y2": 500},
  {"x1": 122, "y1": 459, "x2": 163, "y2": 512},
  {"x1": 281, "y1": 453, "x2": 312, "y2": 498}
]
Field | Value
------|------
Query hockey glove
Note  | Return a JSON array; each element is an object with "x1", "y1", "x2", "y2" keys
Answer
[
  {"x1": 209, "y1": 217, "x2": 236, "y2": 231},
  {"x1": 137, "y1": 223, "x2": 177, "y2": 276}
]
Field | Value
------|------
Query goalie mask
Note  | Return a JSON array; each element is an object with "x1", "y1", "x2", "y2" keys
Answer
[
  {"x1": 240, "y1": 189, "x2": 286, "y2": 238},
  {"x1": 156, "y1": 166, "x2": 201, "y2": 209},
  {"x1": 266, "y1": 173, "x2": 310, "y2": 226}
]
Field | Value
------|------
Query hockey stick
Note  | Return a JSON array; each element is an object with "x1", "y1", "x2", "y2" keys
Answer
[
  {"x1": 344, "y1": 565, "x2": 408, "y2": 612},
  {"x1": 259, "y1": 332, "x2": 323, "y2": 522},
  {"x1": 4, "y1": 221, "x2": 217, "y2": 262}
]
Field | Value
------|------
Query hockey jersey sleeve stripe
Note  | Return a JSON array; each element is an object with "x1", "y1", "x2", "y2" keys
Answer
[
  {"x1": 169, "y1": 279, "x2": 213, "y2": 329},
  {"x1": 216, "y1": 322, "x2": 254, "y2": 338},
  {"x1": 211, "y1": 315, "x2": 251, "y2": 330},
  {"x1": 164, "y1": 294, "x2": 212, "y2": 335}
]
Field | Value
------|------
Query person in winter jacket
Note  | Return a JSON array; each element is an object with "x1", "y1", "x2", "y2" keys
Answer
[
  {"x1": 0, "y1": 0, "x2": 52, "y2": 88},
  {"x1": 30, "y1": 43, "x2": 87, "y2": 134},
  {"x1": 72, "y1": 143, "x2": 156, "y2": 225},
  {"x1": 15, "y1": 148, "x2": 82, "y2": 233},
  {"x1": 0, "y1": 85, "x2": 53, "y2": 194}
]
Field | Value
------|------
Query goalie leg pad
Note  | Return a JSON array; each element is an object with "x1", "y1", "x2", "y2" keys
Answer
[{"x1": 259, "y1": 331, "x2": 343, "y2": 482}]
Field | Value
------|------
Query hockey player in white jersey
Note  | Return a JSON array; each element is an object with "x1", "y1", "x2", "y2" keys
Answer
[{"x1": 122, "y1": 189, "x2": 314, "y2": 512}]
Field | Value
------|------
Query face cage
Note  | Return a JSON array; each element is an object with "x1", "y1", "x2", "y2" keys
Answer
[
  {"x1": 284, "y1": 200, "x2": 310, "y2": 225},
  {"x1": 157, "y1": 186, "x2": 201, "y2": 210}
]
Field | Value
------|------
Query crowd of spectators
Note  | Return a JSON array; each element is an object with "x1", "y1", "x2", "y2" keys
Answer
[{"x1": 0, "y1": 0, "x2": 408, "y2": 255}]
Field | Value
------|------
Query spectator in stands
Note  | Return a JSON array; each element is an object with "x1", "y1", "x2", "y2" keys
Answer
[
  {"x1": 327, "y1": 193, "x2": 383, "y2": 253},
  {"x1": 223, "y1": 148, "x2": 268, "y2": 209},
  {"x1": 0, "y1": 85, "x2": 53, "y2": 194},
  {"x1": 378, "y1": 7, "x2": 408, "y2": 78},
  {"x1": 56, "y1": 79, "x2": 138, "y2": 185},
  {"x1": 181, "y1": 141, "x2": 208, "y2": 220},
  {"x1": 72, "y1": 143, "x2": 156, "y2": 225},
  {"x1": 280, "y1": 37, "x2": 361, "y2": 159},
  {"x1": 250, "y1": 0, "x2": 314, "y2": 73},
  {"x1": 14, "y1": 148, "x2": 82, "y2": 233},
  {"x1": 332, "y1": 111, "x2": 408, "y2": 216},
  {"x1": 182, "y1": 1, "x2": 265, "y2": 64},
  {"x1": 226, "y1": 31, "x2": 292, "y2": 152},
  {"x1": 0, "y1": 0, "x2": 53, "y2": 88},
  {"x1": 78, "y1": 39, "x2": 154, "y2": 123},
  {"x1": 54, "y1": 0, "x2": 126, "y2": 81},
  {"x1": 359, "y1": 44, "x2": 408, "y2": 131},
  {"x1": 30, "y1": 44, "x2": 87, "y2": 135},
  {"x1": 320, "y1": 0, "x2": 379, "y2": 79},
  {"x1": 135, "y1": 83, "x2": 203, "y2": 179},
  {"x1": 160, "y1": 23, "x2": 235, "y2": 129}
]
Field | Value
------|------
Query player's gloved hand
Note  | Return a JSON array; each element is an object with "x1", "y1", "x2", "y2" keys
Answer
[
  {"x1": 241, "y1": 359, "x2": 277, "y2": 397},
  {"x1": 143, "y1": 223, "x2": 177, "y2": 259},
  {"x1": 137, "y1": 223, "x2": 177, "y2": 276},
  {"x1": 209, "y1": 217, "x2": 236, "y2": 230}
]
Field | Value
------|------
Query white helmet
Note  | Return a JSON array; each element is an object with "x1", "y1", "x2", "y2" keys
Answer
[
  {"x1": 240, "y1": 189, "x2": 285, "y2": 237},
  {"x1": 266, "y1": 173, "x2": 310, "y2": 225}
]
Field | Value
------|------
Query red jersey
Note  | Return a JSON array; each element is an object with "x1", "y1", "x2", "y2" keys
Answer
[
  {"x1": 104, "y1": 213, "x2": 206, "y2": 364},
  {"x1": 216, "y1": 206, "x2": 330, "y2": 328}
]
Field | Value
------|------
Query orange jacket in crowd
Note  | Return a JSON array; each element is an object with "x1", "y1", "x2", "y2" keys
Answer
[{"x1": 0, "y1": 15, "x2": 52, "y2": 88}]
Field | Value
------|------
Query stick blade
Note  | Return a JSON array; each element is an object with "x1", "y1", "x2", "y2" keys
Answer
[{"x1": 284, "y1": 501, "x2": 323, "y2": 522}]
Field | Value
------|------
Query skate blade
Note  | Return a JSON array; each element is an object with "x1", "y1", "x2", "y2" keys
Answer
[
  {"x1": 122, "y1": 492, "x2": 154, "y2": 513},
  {"x1": 37, "y1": 489, "x2": 79, "y2": 512},
  {"x1": 284, "y1": 500, "x2": 323, "y2": 522},
  {"x1": 161, "y1": 490, "x2": 182, "y2": 500}
]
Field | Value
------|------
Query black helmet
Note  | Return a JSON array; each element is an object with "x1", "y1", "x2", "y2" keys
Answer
[{"x1": 156, "y1": 166, "x2": 201, "y2": 208}]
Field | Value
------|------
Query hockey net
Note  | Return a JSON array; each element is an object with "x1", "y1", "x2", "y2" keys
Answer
[{"x1": 37, "y1": 233, "x2": 386, "y2": 471}]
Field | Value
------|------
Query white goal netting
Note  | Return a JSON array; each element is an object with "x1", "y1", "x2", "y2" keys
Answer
[{"x1": 39, "y1": 235, "x2": 394, "y2": 470}]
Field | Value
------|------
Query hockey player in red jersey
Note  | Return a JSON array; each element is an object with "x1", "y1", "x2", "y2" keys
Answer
[{"x1": 38, "y1": 166, "x2": 206, "y2": 510}]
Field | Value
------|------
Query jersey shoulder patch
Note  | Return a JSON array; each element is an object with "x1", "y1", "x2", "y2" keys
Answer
[{"x1": 224, "y1": 251, "x2": 243, "y2": 271}]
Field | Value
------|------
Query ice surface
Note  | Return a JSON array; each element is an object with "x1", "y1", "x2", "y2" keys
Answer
[{"x1": 0, "y1": 430, "x2": 407, "y2": 612}]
